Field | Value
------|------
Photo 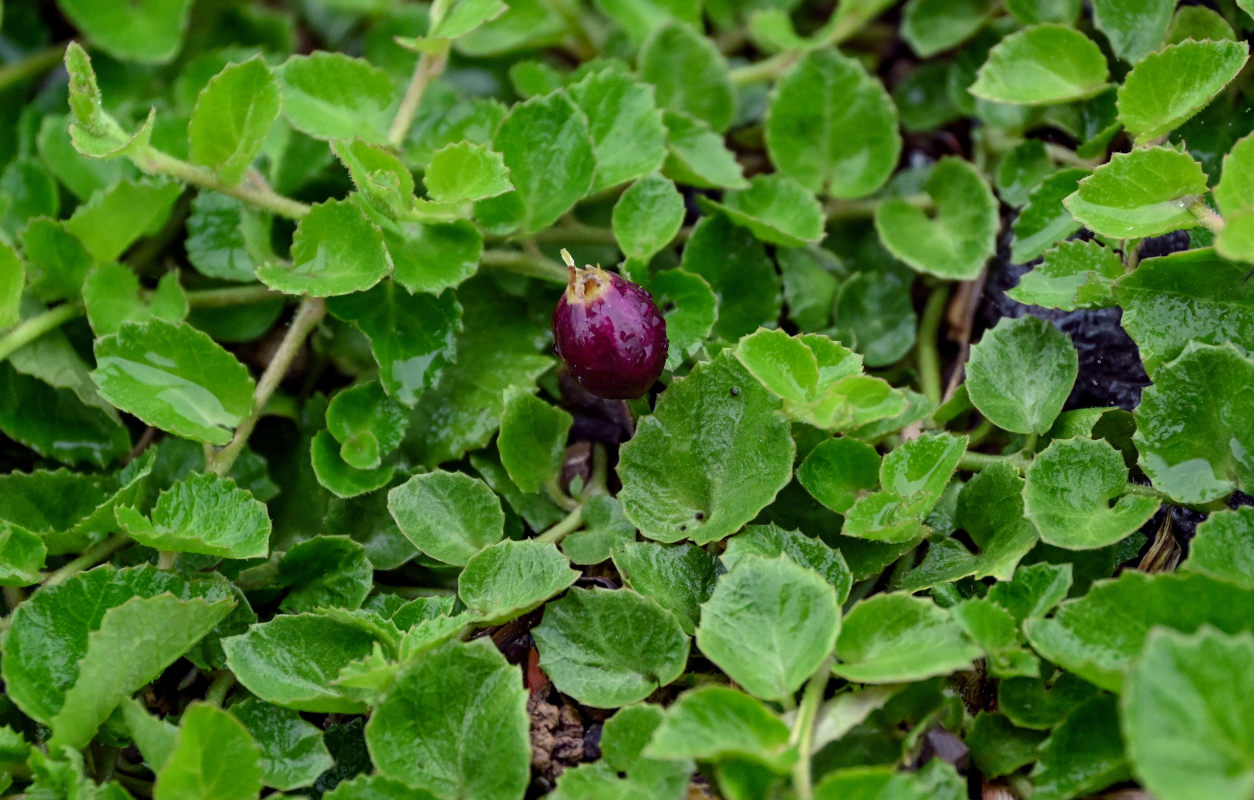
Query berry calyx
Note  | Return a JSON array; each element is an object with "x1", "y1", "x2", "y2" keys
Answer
[{"x1": 552, "y1": 249, "x2": 668, "y2": 400}]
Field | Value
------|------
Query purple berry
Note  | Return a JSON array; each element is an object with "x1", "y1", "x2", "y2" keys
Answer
[{"x1": 552, "y1": 250, "x2": 668, "y2": 400}]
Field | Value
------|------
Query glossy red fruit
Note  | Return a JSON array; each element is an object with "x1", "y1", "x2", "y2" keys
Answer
[{"x1": 552, "y1": 249, "x2": 668, "y2": 400}]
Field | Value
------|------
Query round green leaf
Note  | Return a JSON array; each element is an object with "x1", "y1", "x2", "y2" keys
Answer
[
  {"x1": 91, "y1": 319, "x2": 256, "y2": 445},
  {"x1": 230, "y1": 697, "x2": 333, "y2": 792},
  {"x1": 154, "y1": 703, "x2": 263, "y2": 800},
  {"x1": 1123, "y1": 628, "x2": 1254, "y2": 800},
  {"x1": 57, "y1": 0, "x2": 193, "y2": 64},
  {"x1": 661, "y1": 110, "x2": 748, "y2": 190},
  {"x1": 387, "y1": 470, "x2": 505, "y2": 565},
  {"x1": 476, "y1": 90, "x2": 597, "y2": 235},
  {"x1": 639, "y1": 22, "x2": 735, "y2": 133},
  {"x1": 1166, "y1": 5, "x2": 1235, "y2": 45},
  {"x1": 1092, "y1": 0, "x2": 1174, "y2": 63},
  {"x1": 570, "y1": 68, "x2": 669, "y2": 193},
  {"x1": 278, "y1": 53, "x2": 395, "y2": 143},
  {"x1": 1216, "y1": 209, "x2": 1254, "y2": 265},
  {"x1": 497, "y1": 387, "x2": 573, "y2": 495},
  {"x1": 703, "y1": 174, "x2": 825, "y2": 247},
  {"x1": 721, "y1": 524, "x2": 853, "y2": 603},
  {"x1": 1134, "y1": 343, "x2": 1254, "y2": 504},
  {"x1": 618, "y1": 351, "x2": 794, "y2": 544},
  {"x1": 1010, "y1": 167, "x2": 1089, "y2": 264},
  {"x1": 966, "y1": 316, "x2": 1078, "y2": 435},
  {"x1": 458, "y1": 539, "x2": 579, "y2": 624},
  {"x1": 387, "y1": 219, "x2": 483, "y2": 295},
  {"x1": 1063, "y1": 146, "x2": 1207, "y2": 238},
  {"x1": 648, "y1": 268, "x2": 717, "y2": 371},
  {"x1": 278, "y1": 536, "x2": 373, "y2": 613},
  {"x1": 612, "y1": 540, "x2": 718, "y2": 635},
  {"x1": 0, "y1": 363, "x2": 130, "y2": 469},
  {"x1": 1214, "y1": 131, "x2": 1254, "y2": 215},
  {"x1": 424, "y1": 141, "x2": 512, "y2": 204},
  {"x1": 114, "y1": 472, "x2": 271, "y2": 559},
  {"x1": 613, "y1": 174, "x2": 685, "y2": 260},
  {"x1": 365, "y1": 639, "x2": 529, "y2": 800},
  {"x1": 874, "y1": 158, "x2": 998, "y2": 280},
  {"x1": 971, "y1": 25, "x2": 1109, "y2": 106},
  {"x1": 533, "y1": 587, "x2": 690, "y2": 708},
  {"x1": 257, "y1": 199, "x2": 391, "y2": 296},
  {"x1": 902, "y1": 0, "x2": 993, "y2": 58},
  {"x1": 1182, "y1": 507, "x2": 1254, "y2": 588},
  {"x1": 766, "y1": 47, "x2": 901, "y2": 199},
  {"x1": 645, "y1": 686, "x2": 794, "y2": 773},
  {"x1": 1113, "y1": 248, "x2": 1254, "y2": 375},
  {"x1": 189, "y1": 58, "x2": 281, "y2": 185},
  {"x1": 1032, "y1": 694, "x2": 1130, "y2": 800},
  {"x1": 832, "y1": 270, "x2": 918, "y2": 367},
  {"x1": 832, "y1": 593, "x2": 981, "y2": 683},
  {"x1": 696, "y1": 554, "x2": 840, "y2": 701},
  {"x1": 796, "y1": 436, "x2": 881, "y2": 515},
  {"x1": 679, "y1": 214, "x2": 780, "y2": 340},
  {"x1": 310, "y1": 429, "x2": 395, "y2": 499},
  {"x1": 1117, "y1": 40, "x2": 1248, "y2": 144},
  {"x1": 1008, "y1": 239, "x2": 1123, "y2": 311},
  {"x1": 326, "y1": 381, "x2": 407, "y2": 470},
  {"x1": 1024, "y1": 437, "x2": 1160, "y2": 550}
]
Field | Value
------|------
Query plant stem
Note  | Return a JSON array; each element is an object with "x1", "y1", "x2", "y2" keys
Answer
[
  {"x1": 209, "y1": 296, "x2": 326, "y2": 475},
  {"x1": 545, "y1": 474, "x2": 580, "y2": 511},
  {"x1": 204, "y1": 671, "x2": 236, "y2": 706},
  {"x1": 492, "y1": 222, "x2": 621, "y2": 247},
  {"x1": 481, "y1": 249, "x2": 570, "y2": 284},
  {"x1": 958, "y1": 450, "x2": 1023, "y2": 471},
  {"x1": 42, "y1": 534, "x2": 132, "y2": 588},
  {"x1": 824, "y1": 193, "x2": 932, "y2": 220},
  {"x1": 536, "y1": 505, "x2": 584, "y2": 545},
  {"x1": 0, "y1": 301, "x2": 85, "y2": 363},
  {"x1": 1187, "y1": 199, "x2": 1225, "y2": 233},
  {"x1": 136, "y1": 148, "x2": 311, "y2": 220},
  {"x1": 157, "y1": 551, "x2": 178, "y2": 570},
  {"x1": 917, "y1": 284, "x2": 951, "y2": 406},
  {"x1": 187, "y1": 284, "x2": 281, "y2": 308},
  {"x1": 790, "y1": 656, "x2": 833, "y2": 800},
  {"x1": 0, "y1": 42, "x2": 69, "y2": 92},
  {"x1": 387, "y1": 46, "x2": 450, "y2": 148}
]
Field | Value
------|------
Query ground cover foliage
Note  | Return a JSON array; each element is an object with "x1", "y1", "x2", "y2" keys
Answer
[{"x1": 0, "y1": 0, "x2": 1252, "y2": 798}]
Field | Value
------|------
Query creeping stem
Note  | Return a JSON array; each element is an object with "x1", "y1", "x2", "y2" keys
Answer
[
  {"x1": 790, "y1": 656, "x2": 833, "y2": 800},
  {"x1": 387, "y1": 45, "x2": 451, "y2": 148}
]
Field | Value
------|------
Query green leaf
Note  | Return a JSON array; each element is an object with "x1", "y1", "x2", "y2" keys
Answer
[
  {"x1": 153, "y1": 703, "x2": 263, "y2": 800},
  {"x1": 570, "y1": 69, "x2": 669, "y2": 193},
  {"x1": 1214, "y1": 132, "x2": 1254, "y2": 215},
  {"x1": 1063, "y1": 146, "x2": 1207, "y2": 238},
  {"x1": 365, "y1": 638, "x2": 528, "y2": 798},
  {"x1": 842, "y1": 433, "x2": 967, "y2": 543},
  {"x1": 1032, "y1": 694, "x2": 1130, "y2": 800},
  {"x1": 796, "y1": 436, "x2": 881, "y2": 514},
  {"x1": 0, "y1": 523, "x2": 46, "y2": 586},
  {"x1": 1092, "y1": 0, "x2": 1175, "y2": 63},
  {"x1": 612, "y1": 540, "x2": 717, "y2": 635},
  {"x1": 83, "y1": 263, "x2": 188, "y2": 337},
  {"x1": 1114, "y1": 248, "x2": 1254, "y2": 375},
  {"x1": 998, "y1": 671, "x2": 1097, "y2": 730},
  {"x1": 561, "y1": 493, "x2": 636, "y2": 565},
  {"x1": 327, "y1": 282, "x2": 461, "y2": 406},
  {"x1": 618, "y1": 351, "x2": 794, "y2": 544},
  {"x1": 310, "y1": 429, "x2": 395, "y2": 499},
  {"x1": 1182, "y1": 507, "x2": 1254, "y2": 588},
  {"x1": 333, "y1": 139, "x2": 417, "y2": 219},
  {"x1": 661, "y1": 110, "x2": 748, "y2": 190},
  {"x1": 91, "y1": 319, "x2": 256, "y2": 445},
  {"x1": 223, "y1": 612, "x2": 390, "y2": 712},
  {"x1": 702, "y1": 174, "x2": 825, "y2": 247},
  {"x1": 1167, "y1": 5, "x2": 1234, "y2": 44},
  {"x1": 995, "y1": 139, "x2": 1052, "y2": 207},
  {"x1": 679, "y1": 214, "x2": 779, "y2": 339},
  {"x1": 533, "y1": 587, "x2": 690, "y2": 707},
  {"x1": 1024, "y1": 437, "x2": 1159, "y2": 549},
  {"x1": 230, "y1": 697, "x2": 333, "y2": 792},
  {"x1": 1133, "y1": 343, "x2": 1254, "y2": 504},
  {"x1": 0, "y1": 242, "x2": 22, "y2": 329},
  {"x1": 114, "y1": 472, "x2": 271, "y2": 559},
  {"x1": 778, "y1": 246, "x2": 840, "y2": 332},
  {"x1": 2, "y1": 565, "x2": 234, "y2": 725},
  {"x1": 696, "y1": 554, "x2": 839, "y2": 701},
  {"x1": 58, "y1": 0, "x2": 193, "y2": 63},
  {"x1": 722, "y1": 524, "x2": 853, "y2": 603},
  {"x1": 388, "y1": 219, "x2": 483, "y2": 295},
  {"x1": 1010, "y1": 167, "x2": 1088, "y2": 263},
  {"x1": 613, "y1": 174, "x2": 685, "y2": 260},
  {"x1": 189, "y1": 58, "x2": 281, "y2": 185},
  {"x1": 987, "y1": 562, "x2": 1073, "y2": 622},
  {"x1": 324, "y1": 775, "x2": 440, "y2": 800},
  {"x1": 326, "y1": 381, "x2": 407, "y2": 470},
  {"x1": 0, "y1": 363, "x2": 131, "y2": 469},
  {"x1": 965, "y1": 315, "x2": 1077, "y2": 434},
  {"x1": 902, "y1": 0, "x2": 993, "y2": 58},
  {"x1": 766, "y1": 47, "x2": 900, "y2": 198},
  {"x1": 278, "y1": 53, "x2": 395, "y2": 143},
  {"x1": 424, "y1": 141, "x2": 513, "y2": 203},
  {"x1": 833, "y1": 593, "x2": 981, "y2": 682},
  {"x1": 875, "y1": 158, "x2": 998, "y2": 280},
  {"x1": 458, "y1": 539, "x2": 578, "y2": 624},
  {"x1": 63, "y1": 178, "x2": 182, "y2": 263},
  {"x1": 966, "y1": 713, "x2": 1048, "y2": 778},
  {"x1": 649, "y1": 268, "x2": 717, "y2": 371},
  {"x1": 1123, "y1": 628, "x2": 1254, "y2": 800},
  {"x1": 497, "y1": 387, "x2": 572, "y2": 494},
  {"x1": 639, "y1": 22, "x2": 735, "y2": 133},
  {"x1": 1007, "y1": 0, "x2": 1081, "y2": 24},
  {"x1": 899, "y1": 463, "x2": 1039, "y2": 589},
  {"x1": 387, "y1": 470, "x2": 505, "y2": 565},
  {"x1": 1216, "y1": 209, "x2": 1254, "y2": 264},
  {"x1": 476, "y1": 90, "x2": 596, "y2": 235},
  {"x1": 894, "y1": 62, "x2": 963, "y2": 133},
  {"x1": 645, "y1": 685, "x2": 794, "y2": 773},
  {"x1": 48, "y1": 594, "x2": 234, "y2": 751},
  {"x1": 1117, "y1": 40, "x2": 1248, "y2": 144},
  {"x1": 184, "y1": 192, "x2": 273, "y2": 282},
  {"x1": 278, "y1": 536, "x2": 373, "y2": 613},
  {"x1": 429, "y1": 0, "x2": 510, "y2": 38},
  {"x1": 1008, "y1": 240, "x2": 1123, "y2": 310},
  {"x1": 257, "y1": 199, "x2": 391, "y2": 296},
  {"x1": 1024, "y1": 570, "x2": 1254, "y2": 691},
  {"x1": 832, "y1": 268, "x2": 918, "y2": 367},
  {"x1": 971, "y1": 25, "x2": 1109, "y2": 105}
]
